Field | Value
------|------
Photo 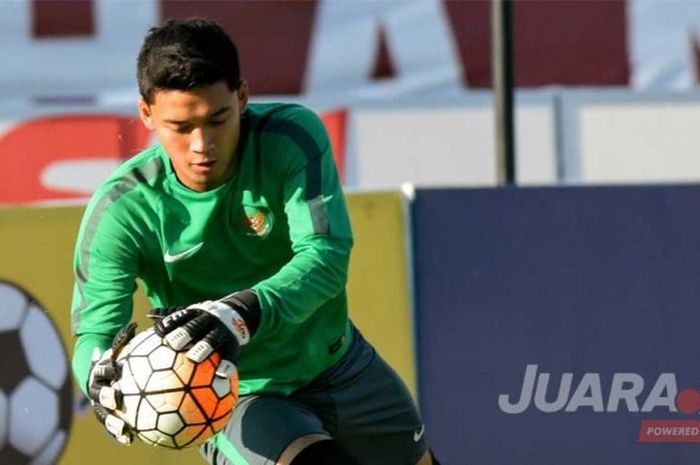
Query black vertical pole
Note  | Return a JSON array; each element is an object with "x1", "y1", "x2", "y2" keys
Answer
[{"x1": 492, "y1": 0, "x2": 516, "y2": 185}]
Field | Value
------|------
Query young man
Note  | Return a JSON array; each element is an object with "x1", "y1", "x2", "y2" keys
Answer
[{"x1": 72, "y1": 18, "x2": 437, "y2": 465}]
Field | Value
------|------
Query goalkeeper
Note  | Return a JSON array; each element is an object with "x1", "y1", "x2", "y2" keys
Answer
[{"x1": 71, "y1": 18, "x2": 438, "y2": 465}]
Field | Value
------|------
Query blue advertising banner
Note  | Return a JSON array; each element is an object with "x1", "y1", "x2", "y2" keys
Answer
[{"x1": 412, "y1": 186, "x2": 700, "y2": 464}]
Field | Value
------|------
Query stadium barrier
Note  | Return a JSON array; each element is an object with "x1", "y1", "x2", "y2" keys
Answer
[
  {"x1": 9, "y1": 182, "x2": 700, "y2": 464},
  {"x1": 412, "y1": 185, "x2": 700, "y2": 464}
]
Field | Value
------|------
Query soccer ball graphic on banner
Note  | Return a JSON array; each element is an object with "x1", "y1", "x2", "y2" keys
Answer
[
  {"x1": 0, "y1": 280, "x2": 73, "y2": 465},
  {"x1": 114, "y1": 327, "x2": 239, "y2": 449}
]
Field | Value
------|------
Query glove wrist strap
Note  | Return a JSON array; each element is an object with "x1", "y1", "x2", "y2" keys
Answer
[
  {"x1": 221, "y1": 289, "x2": 261, "y2": 336},
  {"x1": 200, "y1": 301, "x2": 251, "y2": 345}
]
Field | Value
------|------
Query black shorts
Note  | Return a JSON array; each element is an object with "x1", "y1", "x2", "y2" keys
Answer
[{"x1": 200, "y1": 324, "x2": 427, "y2": 465}]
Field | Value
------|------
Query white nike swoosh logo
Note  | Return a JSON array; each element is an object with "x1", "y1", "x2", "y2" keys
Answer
[
  {"x1": 163, "y1": 242, "x2": 204, "y2": 263},
  {"x1": 413, "y1": 424, "x2": 425, "y2": 442}
]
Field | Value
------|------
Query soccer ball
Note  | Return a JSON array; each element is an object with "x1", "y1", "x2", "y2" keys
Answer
[
  {"x1": 0, "y1": 280, "x2": 73, "y2": 465},
  {"x1": 114, "y1": 327, "x2": 239, "y2": 449}
]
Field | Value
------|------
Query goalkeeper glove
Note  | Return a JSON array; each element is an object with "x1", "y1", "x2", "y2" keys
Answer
[
  {"x1": 149, "y1": 290, "x2": 260, "y2": 378},
  {"x1": 86, "y1": 322, "x2": 137, "y2": 445}
]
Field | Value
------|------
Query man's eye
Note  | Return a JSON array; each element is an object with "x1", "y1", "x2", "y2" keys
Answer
[
  {"x1": 209, "y1": 119, "x2": 226, "y2": 127},
  {"x1": 174, "y1": 125, "x2": 191, "y2": 134}
]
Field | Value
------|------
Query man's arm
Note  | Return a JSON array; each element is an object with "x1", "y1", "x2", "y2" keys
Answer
[
  {"x1": 71, "y1": 198, "x2": 139, "y2": 394},
  {"x1": 251, "y1": 107, "x2": 353, "y2": 336}
]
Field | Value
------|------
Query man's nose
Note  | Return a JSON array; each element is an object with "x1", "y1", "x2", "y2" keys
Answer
[{"x1": 190, "y1": 127, "x2": 214, "y2": 153}]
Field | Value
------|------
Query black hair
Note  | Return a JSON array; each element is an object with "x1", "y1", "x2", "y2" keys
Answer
[{"x1": 137, "y1": 18, "x2": 240, "y2": 103}]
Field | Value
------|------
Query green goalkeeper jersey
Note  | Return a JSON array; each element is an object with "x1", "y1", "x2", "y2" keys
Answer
[{"x1": 71, "y1": 103, "x2": 353, "y2": 397}]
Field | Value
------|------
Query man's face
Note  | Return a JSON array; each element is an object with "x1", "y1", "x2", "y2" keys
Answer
[{"x1": 139, "y1": 80, "x2": 249, "y2": 192}]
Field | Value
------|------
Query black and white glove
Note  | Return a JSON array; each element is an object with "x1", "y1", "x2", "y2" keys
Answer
[
  {"x1": 148, "y1": 290, "x2": 260, "y2": 379},
  {"x1": 86, "y1": 322, "x2": 137, "y2": 445}
]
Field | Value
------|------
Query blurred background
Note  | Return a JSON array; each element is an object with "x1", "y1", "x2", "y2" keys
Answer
[{"x1": 3, "y1": 1, "x2": 700, "y2": 464}]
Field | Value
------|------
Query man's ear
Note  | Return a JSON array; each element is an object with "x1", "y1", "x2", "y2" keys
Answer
[
  {"x1": 237, "y1": 80, "x2": 250, "y2": 113},
  {"x1": 138, "y1": 98, "x2": 155, "y2": 130}
]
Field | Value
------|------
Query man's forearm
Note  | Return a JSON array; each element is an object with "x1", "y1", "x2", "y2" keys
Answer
[{"x1": 72, "y1": 333, "x2": 113, "y2": 396}]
